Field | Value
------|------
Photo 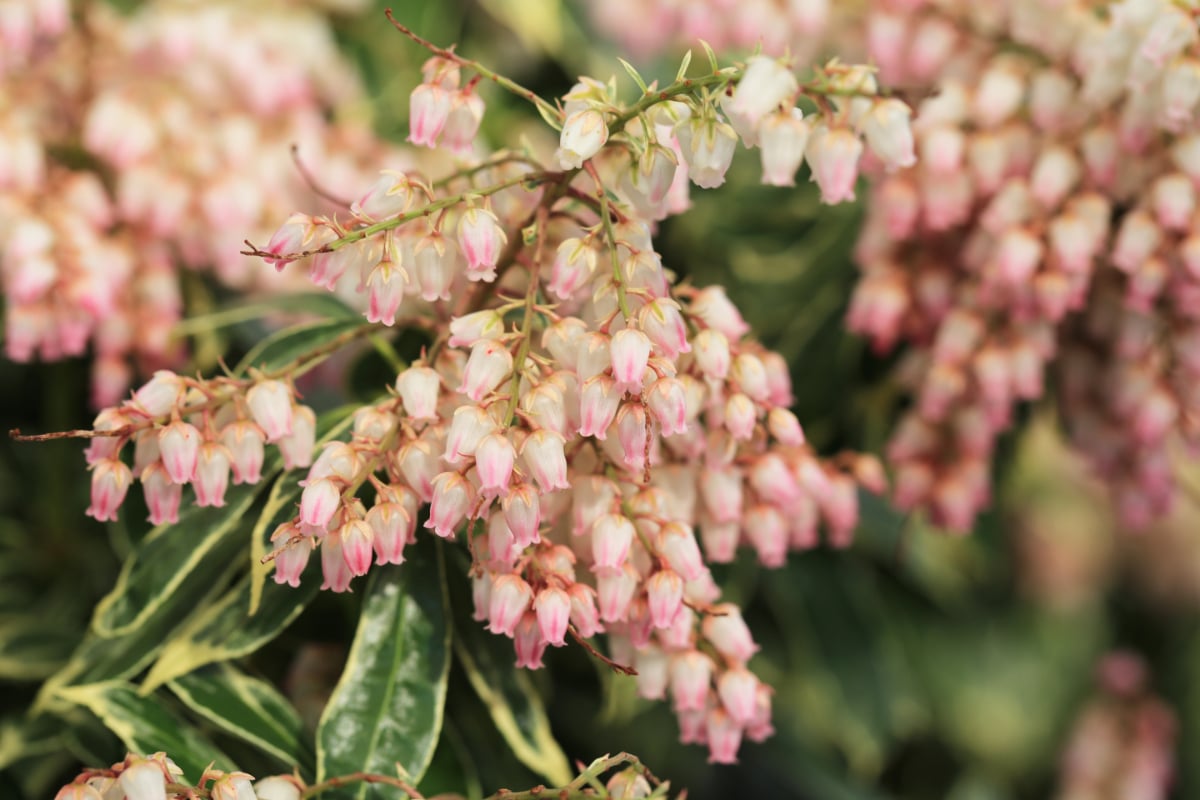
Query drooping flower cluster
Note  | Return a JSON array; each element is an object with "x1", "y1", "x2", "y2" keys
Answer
[
  {"x1": 226, "y1": 41, "x2": 904, "y2": 762},
  {"x1": 0, "y1": 0, "x2": 396, "y2": 407},
  {"x1": 1053, "y1": 651, "x2": 1176, "y2": 800},
  {"x1": 84, "y1": 371, "x2": 315, "y2": 526},
  {"x1": 851, "y1": 0, "x2": 1200, "y2": 530}
]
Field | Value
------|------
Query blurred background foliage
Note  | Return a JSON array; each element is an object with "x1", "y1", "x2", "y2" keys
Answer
[{"x1": 3, "y1": 1, "x2": 1200, "y2": 799}]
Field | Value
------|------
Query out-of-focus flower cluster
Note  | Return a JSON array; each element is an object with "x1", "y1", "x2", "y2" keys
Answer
[
  {"x1": 1053, "y1": 651, "x2": 1176, "y2": 800},
  {"x1": 585, "y1": 0, "x2": 834, "y2": 62},
  {"x1": 0, "y1": 0, "x2": 395, "y2": 407},
  {"x1": 851, "y1": 0, "x2": 1200, "y2": 530},
  {"x1": 83, "y1": 39, "x2": 912, "y2": 763}
]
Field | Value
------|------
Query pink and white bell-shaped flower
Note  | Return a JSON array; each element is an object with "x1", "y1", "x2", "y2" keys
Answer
[
  {"x1": 502, "y1": 483, "x2": 542, "y2": 548},
  {"x1": 261, "y1": 213, "x2": 317, "y2": 270},
  {"x1": 458, "y1": 340, "x2": 514, "y2": 402},
  {"x1": 365, "y1": 261, "x2": 408, "y2": 326},
  {"x1": 299, "y1": 478, "x2": 341, "y2": 529},
  {"x1": 718, "y1": 667, "x2": 760, "y2": 725},
  {"x1": 610, "y1": 328, "x2": 652, "y2": 391},
  {"x1": 591, "y1": 513, "x2": 635, "y2": 574},
  {"x1": 488, "y1": 573, "x2": 533, "y2": 637},
  {"x1": 578, "y1": 375, "x2": 621, "y2": 439},
  {"x1": 568, "y1": 582, "x2": 603, "y2": 637},
  {"x1": 445, "y1": 404, "x2": 497, "y2": 464},
  {"x1": 278, "y1": 406, "x2": 316, "y2": 470},
  {"x1": 351, "y1": 171, "x2": 415, "y2": 220},
  {"x1": 615, "y1": 403, "x2": 649, "y2": 473},
  {"x1": 340, "y1": 519, "x2": 375, "y2": 577},
  {"x1": 691, "y1": 329, "x2": 732, "y2": 380},
  {"x1": 272, "y1": 533, "x2": 312, "y2": 588},
  {"x1": 193, "y1": 442, "x2": 231, "y2": 507},
  {"x1": 253, "y1": 776, "x2": 304, "y2": 800},
  {"x1": 678, "y1": 116, "x2": 738, "y2": 189},
  {"x1": 395, "y1": 365, "x2": 442, "y2": 421},
  {"x1": 556, "y1": 108, "x2": 609, "y2": 169},
  {"x1": 860, "y1": 98, "x2": 915, "y2": 171},
  {"x1": 457, "y1": 207, "x2": 507, "y2": 282},
  {"x1": 409, "y1": 83, "x2": 452, "y2": 147},
  {"x1": 705, "y1": 707, "x2": 743, "y2": 765},
  {"x1": 549, "y1": 238, "x2": 597, "y2": 300},
  {"x1": 424, "y1": 471, "x2": 475, "y2": 538},
  {"x1": 638, "y1": 297, "x2": 691, "y2": 358},
  {"x1": 442, "y1": 88, "x2": 486, "y2": 154},
  {"x1": 729, "y1": 56, "x2": 798, "y2": 130},
  {"x1": 247, "y1": 380, "x2": 293, "y2": 442},
  {"x1": 448, "y1": 309, "x2": 505, "y2": 349},
  {"x1": 320, "y1": 529, "x2": 353, "y2": 593},
  {"x1": 520, "y1": 430, "x2": 570, "y2": 492},
  {"x1": 211, "y1": 772, "x2": 257, "y2": 800},
  {"x1": 475, "y1": 431, "x2": 515, "y2": 497},
  {"x1": 132, "y1": 370, "x2": 184, "y2": 418},
  {"x1": 758, "y1": 107, "x2": 811, "y2": 186},
  {"x1": 142, "y1": 463, "x2": 182, "y2": 525},
  {"x1": 87, "y1": 458, "x2": 131, "y2": 522},
  {"x1": 646, "y1": 569, "x2": 684, "y2": 629},
  {"x1": 513, "y1": 611, "x2": 548, "y2": 668},
  {"x1": 657, "y1": 521, "x2": 706, "y2": 582},
  {"x1": 157, "y1": 420, "x2": 200, "y2": 484},
  {"x1": 533, "y1": 586, "x2": 571, "y2": 646},
  {"x1": 669, "y1": 650, "x2": 713, "y2": 712},
  {"x1": 702, "y1": 604, "x2": 759, "y2": 662},
  {"x1": 596, "y1": 563, "x2": 639, "y2": 622},
  {"x1": 117, "y1": 757, "x2": 169, "y2": 800},
  {"x1": 647, "y1": 377, "x2": 688, "y2": 437},
  {"x1": 367, "y1": 502, "x2": 411, "y2": 565},
  {"x1": 221, "y1": 420, "x2": 265, "y2": 485},
  {"x1": 806, "y1": 123, "x2": 863, "y2": 204}
]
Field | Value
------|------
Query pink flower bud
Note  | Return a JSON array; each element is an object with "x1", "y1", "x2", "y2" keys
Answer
[
  {"x1": 398, "y1": 439, "x2": 440, "y2": 502},
  {"x1": 118, "y1": 758, "x2": 168, "y2": 800},
  {"x1": 300, "y1": 478, "x2": 341, "y2": 529},
  {"x1": 861, "y1": 98, "x2": 915, "y2": 171},
  {"x1": 278, "y1": 405, "x2": 316, "y2": 470},
  {"x1": 445, "y1": 404, "x2": 498, "y2": 464},
  {"x1": 718, "y1": 667, "x2": 760, "y2": 724},
  {"x1": 1152, "y1": 172, "x2": 1195, "y2": 231},
  {"x1": 533, "y1": 586, "x2": 571, "y2": 646},
  {"x1": 142, "y1": 462, "x2": 181, "y2": 525},
  {"x1": 557, "y1": 108, "x2": 609, "y2": 169},
  {"x1": 994, "y1": 228, "x2": 1044, "y2": 287},
  {"x1": 521, "y1": 382, "x2": 567, "y2": 435},
  {"x1": 246, "y1": 381, "x2": 293, "y2": 443},
  {"x1": 635, "y1": 645, "x2": 670, "y2": 701},
  {"x1": 637, "y1": 299, "x2": 690, "y2": 361},
  {"x1": 132, "y1": 370, "x2": 184, "y2": 418},
  {"x1": 1030, "y1": 146, "x2": 1080, "y2": 210},
  {"x1": 221, "y1": 421, "x2": 265, "y2": 485},
  {"x1": 1162, "y1": 59, "x2": 1200, "y2": 126},
  {"x1": 157, "y1": 420, "x2": 200, "y2": 484},
  {"x1": 520, "y1": 429, "x2": 570, "y2": 492},
  {"x1": 758, "y1": 107, "x2": 811, "y2": 187},
  {"x1": 340, "y1": 519, "x2": 374, "y2": 577},
  {"x1": 596, "y1": 562, "x2": 640, "y2": 622},
  {"x1": 646, "y1": 569, "x2": 684, "y2": 629},
  {"x1": 576, "y1": 332, "x2": 613, "y2": 382},
  {"x1": 723, "y1": 393, "x2": 757, "y2": 441},
  {"x1": 449, "y1": 309, "x2": 505, "y2": 349},
  {"x1": 367, "y1": 502, "x2": 410, "y2": 565},
  {"x1": 193, "y1": 442, "x2": 231, "y2": 507},
  {"x1": 578, "y1": 375, "x2": 621, "y2": 439},
  {"x1": 414, "y1": 233, "x2": 457, "y2": 302},
  {"x1": 615, "y1": 403, "x2": 649, "y2": 474},
  {"x1": 971, "y1": 63, "x2": 1024, "y2": 128},
  {"x1": 610, "y1": 329, "x2": 652, "y2": 390},
  {"x1": 1112, "y1": 210, "x2": 1162, "y2": 273},
  {"x1": 424, "y1": 471, "x2": 474, "y2": 538},
  {"x1": 1138, "y1": 7, "x2": 1196, "y2": 68},
  {"x1": 502, "y1": 483, "x2": 542, "y2": 548},
  {"x1": 320, "y1": 529, "x2": 353, "y2": 592},
  {"x1": 670, "y1": 650, "x2": 713, "y2": 712},
  {"x1": 744, "y1": 505, "x2": 788, "y2": 567},
  {"x1": 56, "y1": 784, "x2": 103, "y2": 800},
  {"x1": 646, "y1": 377, "x2": 689, "y2": 437},
  {"x1": 691, "y1": 329, "x2": 731, "y2": 381},
  {"x1": 749, "y1": 453, "x2": 800, "y2": 507},
  {"x1": 567, "y1": 582, "x2": 603, "y2": 637},
  {"x1": 1081, "y1": 125, "x2": 1119, "y2": 187},
  {"x1": 700, "y1": 519, "x2": 740, "y2": 563},
  {"x1": 365, "y1": 261, "x2": 408, "y2": 327},
  {"x1": 459, "y1": 340, "x2": 513, "y2": 402},
  {"x1": 409, "y1": 83, "x2": 452, "y2": 147},
  {"x1": 549, "y1": 238, "x2": 597, "y2": 300},
  {"x1": 767, "y1": 408, "x2": 805, "y2": 446},
  {"x1": 475, "y1": 432, "x2": 515, "y2": 497},
  {"x1": 511, "y1": 611, "x2": 547, "y2": 669},
  {"x1": 806, "y1": 124, "x2": 862, "y2": 204},
  {"x1": 269, "y1": 533, "x2": 311, "y2": 586},
  {"x1": 351, "y1": 171, "x2": 415, "y2": 220},
  {"x1": 705, "y1": 707, "x2": 743, "y2": 764},
  {"x1": 730, "y1": 56, "x2": 798, "y2": 129},
  {"x1": 261, "y1": 213, "x2": 317, "y2": 270},
  {"x1": 87, "y1": 458, "x2": 131, "y2": 522},
  {"x1": 702, "y1": 604, "x2": 758, "y2": 662},
  {"x1": 84, "y1": 94, "x2": 157, "y2": 170},
  {"x1": 678, "y1": 117, "x2": 738, "y2": 189},
  {"x1": 488, "y1": 573, "x2": 533, "y2": 637},
  {"x1": 458, "y1": 208, "x2": 506, "y2": 282},
  {"x1": 211, "y1": 774, "x2": 257, "y2": 800}
]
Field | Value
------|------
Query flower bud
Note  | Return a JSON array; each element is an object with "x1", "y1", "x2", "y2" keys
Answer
[
  {"x1": 610, "y1": 328, "x2": 652, "y2": 390},
  {"x1": 658, "y1": 521, "x2": 706, "y2": 581},
  {"x1": 646, "y1": 569, "x2": 684, "y2": 629},
  {"x1": 533, "y1": 586, "x2": 571, "y2": 647},
  {"x1": 278, "y1": 405, "x2": 316, "y2": 471},
  {"x1": 458, "y1": 208, "x2": 506, "y2": 282},
  {"x1": 702, "y1": 604, "x2": 758, "y2": 662},
  {"x1": 367, "y1": 502, "x2": 410, "y2": 565},
  {"x1": 300, "y1": 478, "x2": 341, "y2": 529},
  {"x1": 320, "y1": 529, "x2": 353, "y2": 592},
  {"x1": 861, "y1": 98, "x2": 915, "y2": 171},
  {"x1": 730, "y1": 56, "x2": 798, "y2": 130},
  {"x1": 132, "y1": 370, "x2": 184, "y2": 418},
  {"x1": 646, "y1": 377, "x2": 689, "y2": 437},
  {"x1": 118, "y1": 758, "x2": 168, "y2": 800},
  {"x1": 87, "y1": 458, "x2": 131, "y2": 522},
  {"x1": 193, "y1": 442, "x2": 231, "y2": 507},
  {"x1": 706, "y1": 707, "x2": 743, "y2": 765},
  {"x1": 557, "y1": 108, "x2": 609, "y2": 169},
  {"x1": 442, "y1": 89, "x2": 485, "y2": 154},
  {"x1": 596, "y1": 562, "x2": 640, "y2": 622},
  {"x1": 691, "y1": 329, "x2": 731, "y2": 380},
  {"x1": 520, "y1": 429, "x2": 570, "y2": 492},
  {"x1": 157, "y1": 420, "x2": 200, "y2": 484},
  {"x1": 806, "y1": 124, "x2": 862, "y2": 204},
  {"x1": 475, "y1": 431, "x2": 515, "y2": 497},
  {"x1": 351, "y1": 171, "x2": 414, "y2": 221},
  {"x1": 591, "y1": 513, "x2": 635, "y2": 574},
  {"x1": 567, "y1": 582, "x2": 603, "y2": 637},
  {"x1": 340, "y1": 519, "x2": 374, "y2": 577},
  {"x1": 253, "y1": 776, "x2": 303, "y2": 800},
  {"x1": 424, "y1": 471, "x2": 475, "y2": 538},
  {"x1": 502, "y1": 482, "x2": 542, "y2": 548},
  {"x1": 578, "y1": 375, "x2": 621, "y2": 439},
  {"x1": 395, "y1": 366, "x2": 441, "y2": 421},
  {"x1": 759, "y1": 107, "x2": 810, "y2": 186},
  {"x1": 448, "y1": 309, "x2": 505, "y2": 349},
  {"x1": 488, "y1": 573, "x2": 533, "y2": 637},
  {"x1": 670, "y1": 650, "x2": 713, "y2": 712},
  {"x1": 247, "y1": 380, "x2": 293, "y2": 442},
  {"x1": 549, "y1": 238, "x2": 597, "y2": 300},
  {"x1": 767, "y1": 407, "x2": 805, "y2": 446},
  {"x1": 679, "y1": 117, "x2": 738, "y2": 189},
  {"x1": 409, "y1": 83, "x2": 452, "y2": 147}
]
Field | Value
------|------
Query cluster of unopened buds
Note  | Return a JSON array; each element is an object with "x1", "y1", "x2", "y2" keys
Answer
[
  {"x1": 0, "y1": 0, "x2": 394, "y2": 408},
  {"x1": 1053, "y1": 652, "x2": 1175, "y2": 799},
  {"x1": 83, "y1": 371, "x2": 315, "y2": 526},
  {"x1": 56, "y1": 751, "x2": 670, "y2": 800},
  {"x1": 58, "y1": 25, "x2": 912, "y2": 764},
  {"x1": 55, "y1": 754, "x2": 303, "y2": 800},
  {"x1": 850, "y1": 0, "x2": 1200, "y2": 529}
]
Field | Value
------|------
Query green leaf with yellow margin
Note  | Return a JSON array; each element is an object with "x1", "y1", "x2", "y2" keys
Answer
[
  {"x1": 53, "y1": 681, "x2": 232, "y2": 781},
  {"x1": 169, "y1": 663, "x2": 313, "y2": 774},
  {"x1": 316, "y1": 538, "x2": 451, "y2": 798},
  {"x1": 447, "y1": 551, "x2": 571, "y2": 786}
]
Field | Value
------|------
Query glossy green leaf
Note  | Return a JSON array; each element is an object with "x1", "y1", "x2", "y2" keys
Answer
[
  {"x1": 0, "y1": 617, "x2": 78, "y2": 680},
  {"x1": 173, "y1": 291, "x2": 363, "y2": 336},
  {"x1": 169, "y1": 663, "x2": 312, "y2": 773},
  {"x1": 92, "y1": 486, "x2": 261, "y2": 637},
  {"x1": 235, "y1": 319, "x2": 367, "y2": 375},
  {"x1": 53, "y1": 681, "x2": 232, "y2": 781},
  {"x1": 447, "y1": 552, "x2": 571, "y2": 785},
  {"x1": 316, "y1": 540, "x2": 450, "y2": 797}
]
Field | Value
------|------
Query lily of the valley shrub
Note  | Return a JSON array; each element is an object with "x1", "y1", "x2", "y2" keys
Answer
[{"x1": 55, "y1": 17, "x2": 914, "y2": 765}]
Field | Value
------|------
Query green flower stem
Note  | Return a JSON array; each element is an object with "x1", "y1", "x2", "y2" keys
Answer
[{"x1": 584, "y1": 162, "x2": 632, "y2": 323}]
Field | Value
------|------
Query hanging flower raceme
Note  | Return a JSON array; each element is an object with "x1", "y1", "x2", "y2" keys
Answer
[{"x1": 49, "y1": 23, "x2": 906, "y2": 766}]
